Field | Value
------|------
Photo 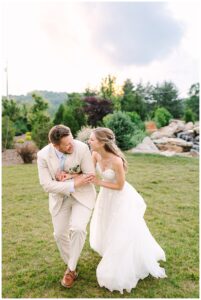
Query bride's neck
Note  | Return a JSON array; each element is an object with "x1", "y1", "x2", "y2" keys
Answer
[{"x1": 96, "y1": 148, "x2": 110, "y2": 160}]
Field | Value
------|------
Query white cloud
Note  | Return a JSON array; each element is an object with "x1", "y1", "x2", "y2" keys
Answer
[{"x1": 1, "y1": 1, "x2": 200, "y2": 98}]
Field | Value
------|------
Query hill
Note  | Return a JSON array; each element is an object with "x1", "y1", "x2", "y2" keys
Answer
[{"x1": 4, "y1": 90, "x2": 69, "y2": 116}]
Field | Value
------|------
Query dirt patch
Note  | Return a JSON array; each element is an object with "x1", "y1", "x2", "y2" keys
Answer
[{"x1": 2, "y1": 149, "x2": 36, "y2": 166}]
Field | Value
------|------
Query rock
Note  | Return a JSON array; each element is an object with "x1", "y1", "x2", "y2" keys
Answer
[
  {"x1": 191, "y1": 144, "x2": 199, "y2": 152},
  {"x1": 194, "y1": 126, "x2": 199, "y2": 135},
  {"x1": 156, "y1": 144, "x2": 183, "y2": 153},
  {"x1": 190, "y1": 149, "x2": 200, "y2": 157},
  {"x1": 2, "y1": 149, "x2": 24, "y2": 165},
  {"x1": 153, "y1": 137, "x2": 193, "y2": 152},
  {"x1": 169, "y1": 119, "x2": 186, "y2": 133},
  {"x1": 151, "y1": 126, "x2": 177, "y2": 139},
  {"x1": 175, "y1": 151, "x2": 199, "y2": 158},
  {"x1": 184, "y1": 122, "x2": 194, "y2": 131},
  {"x1": 131, "y1": 137, "x2": 160, "y2": 154},
  {"x1": 177, "y1": 130, "x2": 195, "y2": 142}
]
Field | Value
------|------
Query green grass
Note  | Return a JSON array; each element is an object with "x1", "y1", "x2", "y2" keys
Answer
[{"x1": 2, "y1": 153, "x2": 199, "y2": 298}]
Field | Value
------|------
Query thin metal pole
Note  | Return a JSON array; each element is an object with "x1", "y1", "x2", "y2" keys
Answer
[{"x1": 6, "y1": 61, "x2": 9, "y2": 100}]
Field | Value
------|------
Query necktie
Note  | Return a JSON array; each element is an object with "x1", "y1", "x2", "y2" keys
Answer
[{"x1": 60, "y1": 154, "x2": 67, "y2": 171}]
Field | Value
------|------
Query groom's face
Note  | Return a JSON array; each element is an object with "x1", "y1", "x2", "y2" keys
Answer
[{"x1": 55, "y1": 135, "x2": 74, "y2": 154}]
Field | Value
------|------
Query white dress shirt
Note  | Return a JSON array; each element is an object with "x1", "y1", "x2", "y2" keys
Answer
[{"x1": 54, "y1": 148, "x2": 75, "y2": 193}]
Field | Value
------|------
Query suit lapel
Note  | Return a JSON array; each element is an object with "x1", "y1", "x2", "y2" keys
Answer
[{"x1": 48, "y1": 144, "x2": 60, "y2": 177}]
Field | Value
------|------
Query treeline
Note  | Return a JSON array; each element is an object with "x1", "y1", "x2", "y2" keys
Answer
[{"x1": 2, "y1": 75, "x2": 200, "y2": 151}]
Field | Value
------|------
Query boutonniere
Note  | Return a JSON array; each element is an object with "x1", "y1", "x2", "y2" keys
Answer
[{"x1": 68, "y1": 164, "x2": 81, "y2": 174}]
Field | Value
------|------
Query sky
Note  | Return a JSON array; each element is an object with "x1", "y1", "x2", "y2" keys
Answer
[{"x1": 1, "y1": 0, "x2": 200, "y2": 98}]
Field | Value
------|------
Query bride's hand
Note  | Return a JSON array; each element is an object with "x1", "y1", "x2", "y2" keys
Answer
[
  {"x1": 55, "y1": 171, "x2": 74, "y2": 181},
  {"x1": 63, "y1": 173, "x2": 80, "y2": 180},
  {"x1": 91, "y1": 176, "x2": 101, "y2": 185}
]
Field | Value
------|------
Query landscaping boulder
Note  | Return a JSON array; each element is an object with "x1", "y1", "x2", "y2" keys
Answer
[
  {"x1": 131, "y1": 136, "x2": 160, "y2": 154},
  {"x1": 153, "y1": 137, "x2": 193, "y2": 152}
]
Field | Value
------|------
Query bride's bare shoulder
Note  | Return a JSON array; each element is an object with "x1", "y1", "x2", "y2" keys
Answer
[{"x1": 112, "y1": 156, "x2": 124, "y2": 167}]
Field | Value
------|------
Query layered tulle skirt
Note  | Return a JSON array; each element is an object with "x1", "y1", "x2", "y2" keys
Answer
[{"x1": 90, "y1": 182, "x2": 167, "y2": 293}]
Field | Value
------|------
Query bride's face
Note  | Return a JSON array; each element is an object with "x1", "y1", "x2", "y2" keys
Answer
[{"x1": 88, "y1": 133, "x2": 103, "y2": 151}]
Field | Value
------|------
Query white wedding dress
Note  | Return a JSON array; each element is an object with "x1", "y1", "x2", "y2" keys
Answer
[{"x1": 90, "y1": 163, "x2": 167, "y2": 294}]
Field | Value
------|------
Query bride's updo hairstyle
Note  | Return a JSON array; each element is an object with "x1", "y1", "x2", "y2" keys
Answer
[{"x1": 93, "y1": 127, "x2": 128, "y2": 171}]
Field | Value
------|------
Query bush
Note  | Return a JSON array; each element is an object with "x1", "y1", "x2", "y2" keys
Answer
[
  {"x1": 126, "y1": 111, "x2": 145, "y2": 130},
  {"x1": 103, "y1": 111, "x2": 135, "y2": 150},
  {"x1": 76, "y1": 126, "x2": 93, "y2": 145},
  {"x1": 16, "y1": 139, "x2": 25, "y2": 144},
  {"x1": 130, "y1": 128, "x2": 147, "y2": 148},
  {"x1": 2, "y1": 116, "x2": 16, "y2": 150},
  {"x1": 184, "y1": 109, "x2": 195, "y2": 123},
  {"x1": 25, "y1": 132, "x2": 32, "y2": 141},
  {"x1": 154, "y1": 107, "x2": 172, "y2": 128},
  {"x1": 16, "y1": 142, "x2": 37, "y2": 164}
]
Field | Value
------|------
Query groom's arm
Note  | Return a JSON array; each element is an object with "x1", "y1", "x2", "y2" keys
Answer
[
  {"x1": 80, "y1": 145, "x2": 96, "y2": 175},
  {"x1": 37, "y1": 155, "x2": 72, "y2": 196}
]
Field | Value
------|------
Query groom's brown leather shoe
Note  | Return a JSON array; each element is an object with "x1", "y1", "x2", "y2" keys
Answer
[{"x1": 61, "y1": 269, "x2": 78, "y2": 288}]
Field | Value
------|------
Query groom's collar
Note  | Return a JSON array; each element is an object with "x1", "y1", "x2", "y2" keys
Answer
[{"x1": 54, "y1": 147, "x2": 64, "y2": 159}]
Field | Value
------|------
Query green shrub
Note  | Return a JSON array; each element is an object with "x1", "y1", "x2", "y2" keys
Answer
[
  {"x1": 16, "y1": 139, "x2": 25, "y2": 144},
  {"x1": 184, "y1": 108, "x2": 195, "y2": 123},
  {"x1": 154, "y1": 107, "x2": 172, "y2": 128},
  {"x1": 25, "y1": 136, "x2": 32, "y2": 141},
  {"x1": 103, "y1": 111, "x2": 135, "y2": 150},
  {"x1": 76, "y1": 126, "x2": 93, "y2": 144},
  {"x1": 25, "y1": 132, "x2": 32, "y2": 141},
  {"x1": 130, "y1": 128, "x2": 147, "y2": 147},
  {"x1": 126, "y1": 111, "x2": 145, "y2": 130},
  {"x1": 102, "y1": 113, "x2": 113, "y2": 126}
]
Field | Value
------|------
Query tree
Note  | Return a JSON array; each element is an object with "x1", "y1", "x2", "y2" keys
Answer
[
  {"x1": 32, "y1": 115, "x2": 53, "y2": 149},
  {"x1": 58, "y1": 93, "x2": 87, "y2": 136},
  {"x1": 121, "y1": 79, "x2": 135, "y2": 112},
  {"x1": 100, "y1": 75, "x2": 121, "y2": 110},
  {"x1": 2, "y1": 116, "x2": 16, "y2": 149},
  {"x1": 31, "y1": 93, "x2": 49, "y2": 113},
  {"x1": 84, "y1": 87, "x2": 98, "y2": 97},
  {"x1": 53, "y1": 103, "x2": 65, "y2": 125},
  {"x1": 2, "y1": 98, "x2": 21, "y2": 121},
  {"x1": 2, "y1": 98, "x2": 31, "y2": 135},
  {"x1": 152, "y1": 81, "x2": 183, "y2": 118},
  {"x1": 83, "y1": 96, "x2": 113, "y2": 127},
  {"x1": 185, "y1": 83, "x2": 199, "y2": 120},
  {"x1": 29, "y1": 93, "x2": 52, "y2": 149},
  {"x1": 121, "y1": 79, "x2": 147, "y2": 120},
  {"x1": 28, "y1": 93, "x2": 49, "y2": 127},
  {"x1": 100, "y1": 74, "x2": 116, "y2": 99}
]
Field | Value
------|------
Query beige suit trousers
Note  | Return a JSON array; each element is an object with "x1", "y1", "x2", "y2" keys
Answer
[{"x1": 51, "y1": 195, "x2": 92, "y2": 271}]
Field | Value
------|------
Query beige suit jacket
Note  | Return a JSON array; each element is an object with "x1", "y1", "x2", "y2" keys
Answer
[{"x1": 37, "y1": 140, "x2": 96, "y2": 216}]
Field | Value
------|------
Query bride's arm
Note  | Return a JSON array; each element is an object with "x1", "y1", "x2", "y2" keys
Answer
[{"x1": 92, "y1": 158, "x2": 125, "y2": 190}]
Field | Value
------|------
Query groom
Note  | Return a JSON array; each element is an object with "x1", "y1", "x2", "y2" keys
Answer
[{"x1": 37, "y1": 125, "x2": 96, "y2": 288}]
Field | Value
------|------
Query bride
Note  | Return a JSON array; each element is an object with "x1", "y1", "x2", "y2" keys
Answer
[{"x1": 88, "y1": 127, "x2": 167, "y2": 294}]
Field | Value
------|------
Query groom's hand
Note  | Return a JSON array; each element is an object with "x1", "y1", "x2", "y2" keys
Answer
[
  {"x1": 55, "y1": 171, "x2": 67, "y2": 181},
  {"x1": 74, "y1": 174, "x2": 95, "y2": 188}
]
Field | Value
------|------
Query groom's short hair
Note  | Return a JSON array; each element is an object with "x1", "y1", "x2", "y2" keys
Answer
[{"x1": 48, "y1": 125, "x2": 72, "y2": 145}]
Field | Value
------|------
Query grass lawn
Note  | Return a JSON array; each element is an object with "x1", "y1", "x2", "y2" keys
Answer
[{"x1": 2, "y1": 153, "x2": 199, "y2": 298}]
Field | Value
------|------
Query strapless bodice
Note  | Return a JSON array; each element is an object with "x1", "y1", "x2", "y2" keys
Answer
[{"x1": 96, "y1": 163, "x2": 116, "y2": 182}]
